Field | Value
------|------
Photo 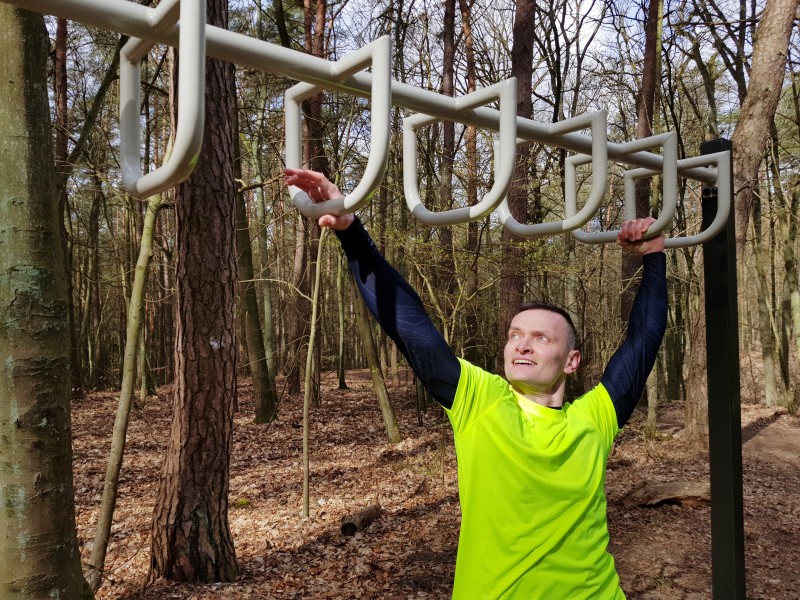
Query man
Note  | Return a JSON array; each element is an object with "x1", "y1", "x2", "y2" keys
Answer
[{"x1": 285, "y1": 168, "x2": 667, "y2": 599}]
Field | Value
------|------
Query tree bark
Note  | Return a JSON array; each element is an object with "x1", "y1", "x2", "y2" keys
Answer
[
  {"x1": 731, "y1": 0, "x2": 797, "y2": 250},
  {"x1": 0, "y1": 6, "x2": 89, "y2": 597},
  {"x1": 230, "y1": 63, "x2": 277, "y2": 423},
  {"x1": 498, "y1": 0, "x2": 535, "y2": 361},
  {"x1": 148, "y1": 0, "x2": 238, "y2": 583},
  {"x1": 341, "y1": 504, "x2": 382, "y2": 536}
]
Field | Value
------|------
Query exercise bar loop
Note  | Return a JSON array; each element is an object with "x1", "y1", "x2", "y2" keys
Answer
[
  {"x1": 567, "y1": 132, "x2": 677, "y2": 243},
  {"x1": 120, "y1": 0, "x2": 206, "y2": 198},
  {"x1": 495, "y1": 110, "x2": 609, "y2": 238},
  {"x1": 286, "y1": 36, "x2": 392, "y2": 218},
  {"x1": 401, "y1": 78, "x2": 517, "y2": 226}
]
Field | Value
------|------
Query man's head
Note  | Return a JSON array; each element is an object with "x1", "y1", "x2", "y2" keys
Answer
[{"x1": 503, "y1": 301, "x2": 581, "y2": 403}]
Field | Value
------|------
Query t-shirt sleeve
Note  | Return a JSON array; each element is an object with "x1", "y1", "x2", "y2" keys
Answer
[
  {"x1": 335, "y1": 218, "x2": 461, "y2": 408},
  {"x1": 445, "y1": 359, "x2": 509, "y2": 436},
  {"x1": 571, "y1": 383, "x2": 620, "y2": 451}
]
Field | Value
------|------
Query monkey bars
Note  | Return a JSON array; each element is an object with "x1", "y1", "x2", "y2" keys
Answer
[{"x1": 7, "y1": 0, "x2": 733, "y2": 248}]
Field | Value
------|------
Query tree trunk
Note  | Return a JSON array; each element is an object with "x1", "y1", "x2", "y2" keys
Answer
[
  {"x1": 0, "y1": 6, "x2": 89, "y2": 597},
  {"x1": 303, "y1": 230, "x2": 329, "y2": 517},
  {"x1": 229, "y1": 63, "x2": 277, "y2": 423},
  {"x1": 621, "y1": 0, "x2": 662, "y2": 321},
  {"x1": 731, "y1": 0, "x2": 797, "y2": 251},
  {"x1": 351, "y1": 274, "x2": 402, "y2": 444},
  {"x1": 148, "y1": 0, "x2": 238, "y2": 582},
  {"x1": 87, "y1": 195, "x2": 163, "y2": 591},
  {"x1": 498, "y1": 0, "x2": 535, "y2": 362},
  {"x1": 336, "y1": 251, "x2": 348, "y2": 389},
  {"x1": 752, "y1": 187, "x2": 787, "y2": 407}
]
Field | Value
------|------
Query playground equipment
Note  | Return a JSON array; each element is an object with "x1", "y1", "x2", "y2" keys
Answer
[
  {"x1": 10, "y1": 0, "x2": 730, "y2": 247},
  {"x1": 0, "y1": 1, "x2": 745, "y2": 598}
]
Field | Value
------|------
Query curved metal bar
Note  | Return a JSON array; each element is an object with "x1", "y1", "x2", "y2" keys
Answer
[
  {"x1": 568, "y1": 131, "x2": 677, "y2": 243},
  {"x1": 496, "y1": 110, "x2": 608, "y2": 237},
  {"x1": 401, "y1": 78, "x2": 518, "y2": 226},
  {"x1": 663, "y1": 151, "x2": 731, "y2": 248},
  {"x1": 120, "y1": 0, "x2": 206, "y2": 198},
  {"x1": 286, "y1": 36, "x2": 392, "y2": 218}
]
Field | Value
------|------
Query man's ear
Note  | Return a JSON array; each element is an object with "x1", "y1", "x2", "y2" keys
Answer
[{"x1": 564, "y1": 349, "x2": 581, "y2": 374}]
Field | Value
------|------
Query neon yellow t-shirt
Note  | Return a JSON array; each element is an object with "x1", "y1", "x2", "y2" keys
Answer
[{"x1": 444, "y1": 359, "x2": 624, "y2": 599}]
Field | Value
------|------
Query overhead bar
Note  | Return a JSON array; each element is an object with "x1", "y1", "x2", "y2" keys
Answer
[{"x1": 10, "y1": 0, "x2": 715, "y2": 183}]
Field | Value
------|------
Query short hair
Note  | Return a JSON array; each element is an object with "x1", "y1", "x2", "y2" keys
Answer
[{"x1": 512, "y1": 301, "x2": 580, "y2": 351}]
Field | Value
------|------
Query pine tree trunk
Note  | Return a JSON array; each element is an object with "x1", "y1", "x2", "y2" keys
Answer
[
  {"x1": 229, "y1": 63, "x2": 276, "y2": 423},
  {"x1": 148, "y1": 0, "x2": 238, "y2": 582},
  {"x1": 0, "y1": 7, "x2": 89, "y2": 597},
  {"x1": 498, "y1": 0, "x2": 535, "y2": 359}
]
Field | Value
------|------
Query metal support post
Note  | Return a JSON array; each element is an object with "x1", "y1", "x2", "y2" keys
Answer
[{"x1": 700, "y1": 138, "x2": 746, "y2": 599}]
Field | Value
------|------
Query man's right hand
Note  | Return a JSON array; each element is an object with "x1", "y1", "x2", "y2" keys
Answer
[
  {"x1": 284, "y1": 168, "x2": 355, "y2": 231},
  {"x1": 617, "y1": 217, "x2": 665, "y2": 255}
]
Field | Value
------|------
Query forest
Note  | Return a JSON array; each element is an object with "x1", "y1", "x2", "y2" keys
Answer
[{"x1": 0, "y1": 0, "x2": 799, "y2": 597}]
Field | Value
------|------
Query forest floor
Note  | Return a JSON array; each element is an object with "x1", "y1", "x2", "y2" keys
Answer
[{"x1": 72, "y1": 370, "x2": 800, "y2": 600}]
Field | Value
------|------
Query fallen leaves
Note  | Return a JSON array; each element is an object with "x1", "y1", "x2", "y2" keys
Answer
[{"x1": 70, "y1": 373, "x2": 800, "y2": 599}]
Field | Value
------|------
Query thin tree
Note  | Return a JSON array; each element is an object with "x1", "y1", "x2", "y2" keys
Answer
[
  {"x1": 148, "y1": 0, "x2": 238, "y2": 582},
  {"x1": 0, "y1": 6, "x2": 89, "y2": 598},
  {"x1": 351, "y1": 273, "x2": 402, "y2": 444},
  {"x1": 87, "y1": 195, "x2": 163, "y2": 592}
]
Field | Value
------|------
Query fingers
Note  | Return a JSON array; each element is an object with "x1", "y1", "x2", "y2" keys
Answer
[
  {"x1": 617, "y1": 217, "x2": 665, "y2": 255},
  {"x1": 618, "y1": 217, "x2": 655, "y2": 244},
  {"x1": 284, "y1": 168, "x2": 341, "y2": 202}
]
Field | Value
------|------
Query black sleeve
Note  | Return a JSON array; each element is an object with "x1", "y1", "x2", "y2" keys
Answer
[
  {"x1": 335, "y1": 217, "x2": 461, "y2": 409},
  {"x1": 600, "y1": 252, "x2": 668, "y2": 428}
]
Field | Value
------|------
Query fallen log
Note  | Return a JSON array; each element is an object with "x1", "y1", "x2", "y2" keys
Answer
[
  {"x1": 622, "y1": 480, "x2": 710, "y2": 508},
  {"x1": 341, "y1": 504, "x2": 382, "y2": 536}
]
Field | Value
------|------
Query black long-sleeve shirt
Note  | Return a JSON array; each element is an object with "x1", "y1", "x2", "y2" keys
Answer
[{"x1": 337, "y1": 217, "x2": 667, "y2": 427}]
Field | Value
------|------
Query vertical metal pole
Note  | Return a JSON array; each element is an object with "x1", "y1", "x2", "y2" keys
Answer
[{"x1": 700, "y1": 138, "x2": 746, "y2": 599}]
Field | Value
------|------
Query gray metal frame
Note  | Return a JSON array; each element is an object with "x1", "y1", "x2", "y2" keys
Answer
[{"x1": 6, "y1": 0, "x2": 730, "y2": 244}]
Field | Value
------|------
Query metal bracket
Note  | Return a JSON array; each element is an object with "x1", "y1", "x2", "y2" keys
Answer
[
  {"x1": 402, "y1": 78, "x2": 517, "y2": 226},
  {"x1": 119, "y1": 0, "x2": 206, "y2": 198},
  {"x1": 285, "y1": 36, "x2": 392, "y2": 218}
]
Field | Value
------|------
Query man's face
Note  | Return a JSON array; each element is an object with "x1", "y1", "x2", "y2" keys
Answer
[{"x1": 503, "y1": 309, "x2": 581, "y2": 398}]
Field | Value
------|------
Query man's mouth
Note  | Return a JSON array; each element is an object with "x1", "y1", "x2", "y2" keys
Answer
[{"x1": 513, "y1": 359, "x2": 535, "y2": 365}]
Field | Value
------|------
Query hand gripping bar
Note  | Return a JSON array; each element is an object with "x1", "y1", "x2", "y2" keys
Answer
[
  {"x1": 566, "y1": 131, "x2": 677, "y2": 243},
  {"x1": 402, "y1": 78, "x2": 517, "y2": 226},
  {"x1": 496, "y1": 110, "x2": 608, "y2": 237},
  {"x1": 285, "y1": 36, "x2": 392, "y2": 218},
  {"x1": 120, "y1": 0, "x2": 206, "y2": 198}
]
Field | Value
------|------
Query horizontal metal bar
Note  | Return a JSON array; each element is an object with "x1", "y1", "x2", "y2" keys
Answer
[{"x1": 10, "y1": 0, "x2": 717, "y2": 184}]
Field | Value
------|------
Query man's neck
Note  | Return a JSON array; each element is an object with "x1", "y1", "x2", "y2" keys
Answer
[{"x1": 513, "y1": 386, "x2": 565, "y2": 409}]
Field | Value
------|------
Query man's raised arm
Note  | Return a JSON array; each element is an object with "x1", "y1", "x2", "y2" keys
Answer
[
  {"x1": 284, "y1": 169, "x2": 461, "y2": 408},
  {"x1": 601, "y1": 218, "x2": 668, "y2": 427}
]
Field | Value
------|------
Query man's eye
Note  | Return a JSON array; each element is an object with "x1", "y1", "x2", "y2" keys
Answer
[{"x1": 536, "y1": 335, "x2": 550, "y2": 343}]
